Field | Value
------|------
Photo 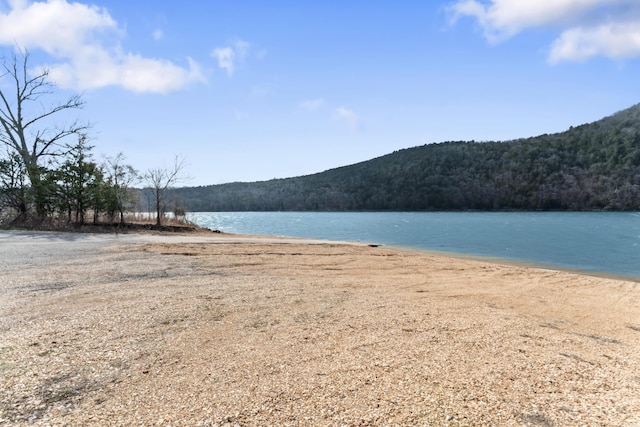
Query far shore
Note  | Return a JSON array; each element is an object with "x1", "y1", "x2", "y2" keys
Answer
[{"x1": 1, "y1": 230, "x2": 639, "y2": 425}]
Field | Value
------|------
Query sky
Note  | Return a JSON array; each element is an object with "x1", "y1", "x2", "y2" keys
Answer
[{"x1": 1, "y1": 0, "x2": 640, "y2": 186}]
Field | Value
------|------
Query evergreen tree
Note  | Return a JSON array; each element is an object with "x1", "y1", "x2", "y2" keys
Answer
[{"x1": 0, "y1": 151, "x2": 28, "y2": 219}]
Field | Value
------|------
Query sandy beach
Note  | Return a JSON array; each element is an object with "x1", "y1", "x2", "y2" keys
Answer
[{"x1": 0, "y1": 230, "x2": 639, "y2": 426}]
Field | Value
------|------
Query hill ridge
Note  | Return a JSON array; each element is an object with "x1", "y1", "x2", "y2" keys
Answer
[{"x1": 175, "y1": 103, "x2": 640, "y2": 211}]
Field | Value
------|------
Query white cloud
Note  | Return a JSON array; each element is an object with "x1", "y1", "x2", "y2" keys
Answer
[
  {"x1": 333, "y1": 107, "x2": 361, "y2": 132},
  {"x1": 49, "y1": 53, "x2": 204, "y2": 94},
  {"x1": 550, "y1": 21, "x2": 640, "y2": 62},
  {"x1": 152, "y1": 29, "x2": 164, "y2": 41},
  {"x1": 0, "y1": 0, "x2": 119, "y2": 55},
  {"x1": 211, "y1": 39, "x2": 263, "y2": 77},
  {"x1": 233, "y1": 40, "x2": 250, "y2": 60},
  {"x1": 449, "y1": 0, "x2": 640, "y2": 62},
  {"x1": 0, "y1": 0, "x2": 204, "y2": 93},
  {"x1": 211, "y1": 46, "x2": 235, "y2": 76},
  {"x1": 299, "y1": 98, "x2": 325, "y2": 111},
  {"x1": 449, "y1": 0, "x2": 608, "y2": 41}
]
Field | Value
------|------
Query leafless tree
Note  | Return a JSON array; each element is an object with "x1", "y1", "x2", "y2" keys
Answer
[
  {"x1": 0, "y1": 48, "x2": 88, "y2": 216},
  {"x1": 104, "y1": 152, "x2": 138, "y2": 224},
  {"x1": 142, "y1": 155, "x2": 189, "y2": 226}
]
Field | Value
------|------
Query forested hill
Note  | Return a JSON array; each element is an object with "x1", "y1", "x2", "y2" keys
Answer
[{"x1": 176, "y1": 104, "x2": 640, "y2": 211}]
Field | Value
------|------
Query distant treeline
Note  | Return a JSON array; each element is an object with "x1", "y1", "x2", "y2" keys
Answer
[{"x1": 175, "y1": 104, "x2": 640, "y2": 211}]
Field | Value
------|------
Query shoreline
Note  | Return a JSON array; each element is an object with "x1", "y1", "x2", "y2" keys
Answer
[
  {"x1": 1, "y1": 230, "x2": 639, "y2": 425},
  {"x1": 187, "y1": 210, "x2": 640, "y2": 280},
  {"x1": 4, "y1": 226, "x2": 639, "y2": 282},
  {"x1": 3, "y1": 226, "x2": 639, "y2": 282},
  {"x1": 207, "y1": 229, "x2": 640, "y2": 283},
  {"x1": 383, "y1": 242, "x2": 640, "y2": 283}
]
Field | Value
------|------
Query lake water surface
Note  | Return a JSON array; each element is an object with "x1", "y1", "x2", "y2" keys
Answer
[{"x1": 187, "y1": 212, "x2": 640, "y2": 279}]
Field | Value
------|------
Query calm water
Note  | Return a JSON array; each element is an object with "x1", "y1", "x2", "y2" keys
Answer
[{"x1": 187, "y1": 212, "x2": 640, "y2": 278}]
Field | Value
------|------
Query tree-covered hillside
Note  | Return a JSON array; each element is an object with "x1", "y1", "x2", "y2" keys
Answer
[{"x1": 175, "y1": 104, "x2": 640, "y2": 211}]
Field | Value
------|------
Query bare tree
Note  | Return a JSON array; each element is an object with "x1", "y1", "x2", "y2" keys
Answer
[
  {"x1": 142, "y1": 155, "x2": 189, "y2": 226},
  {"x1": 0, "y1": 48, "x2": 88, "y2": 217},
  {"x1": 104, "y1": 152, "x2": 138, "y2": 224}
]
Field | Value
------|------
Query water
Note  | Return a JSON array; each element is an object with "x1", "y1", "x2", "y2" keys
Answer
[{"x1": 187, "y1": 211, "x2": 640, "y2": 278}]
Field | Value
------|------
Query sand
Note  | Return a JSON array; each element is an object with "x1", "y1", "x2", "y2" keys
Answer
[{"x1": 0, "y1": 231, "x2": 639, "y2": 426}]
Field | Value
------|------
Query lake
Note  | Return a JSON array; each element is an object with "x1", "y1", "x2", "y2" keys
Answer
[{"x1": 187, "y1": 211, "x2": 640, "y2": 279}]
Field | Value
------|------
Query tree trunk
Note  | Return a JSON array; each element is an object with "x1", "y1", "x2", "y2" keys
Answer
[
  {"x1": 26, "y1": 167, "x2": 47, "y2": 219},
  {"x1": 155, "y1": 190, "x2": 162, "y2": 226}
]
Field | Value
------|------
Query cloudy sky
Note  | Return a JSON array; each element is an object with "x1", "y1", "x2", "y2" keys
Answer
[{"x1": 1, "y1": 0, "x2": 640, "y2": 186}]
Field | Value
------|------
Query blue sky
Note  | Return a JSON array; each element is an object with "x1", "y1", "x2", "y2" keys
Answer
[{"x1": 1, "y1": 0, "x2": 640, "y2": 186}]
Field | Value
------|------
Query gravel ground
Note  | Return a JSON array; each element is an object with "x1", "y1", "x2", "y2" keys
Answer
[{"x1": 1, "y1": 230, "x2": 639, "y2": 426}]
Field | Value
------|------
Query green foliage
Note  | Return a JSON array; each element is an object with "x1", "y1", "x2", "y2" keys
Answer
[
  {"x1": 52, "y1": 137, "x2": 103, "y2": 224},
  {"x1": 0, "y1": 139, "x2": 139, "y2": 225},
  {"x1": 0, "y1": 50, "x2": 139, "y2": 225},
  {"x1": 176, "y1": 103, "x2": 640, "y2": 212},
  {"x1": 0, "y1": 151, "x2": 29, "y2": 217}
]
